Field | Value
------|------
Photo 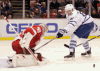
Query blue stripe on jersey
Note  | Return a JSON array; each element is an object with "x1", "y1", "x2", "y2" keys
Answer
[
  {"x1": 82, "y1": 16, "x2": 86, "y2": 24},
  {"x1": 82, "y1": 16, "x2": 90, "y2": 25},
  {"x1": 68, "y1": 23, "x2": 75, "y2": 26},
  {"x1": 69, "y1": 21, "x2": 77, "y2": 24},
  {"x1": 84, "y1": 16, "x2": 90, "y2": 22}
]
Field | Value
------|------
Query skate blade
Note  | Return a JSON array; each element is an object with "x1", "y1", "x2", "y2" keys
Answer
[
  {"x1": 81, "y1": 54, "x2": 92, "y2": 57},
  {"x1": 64, "y1": 57, "x2": 75, "y2": 61}
]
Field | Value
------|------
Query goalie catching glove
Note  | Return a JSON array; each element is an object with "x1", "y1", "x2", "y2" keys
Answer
[{"x1": 56, "y1": 29, "x2": 67, "y2": 38}]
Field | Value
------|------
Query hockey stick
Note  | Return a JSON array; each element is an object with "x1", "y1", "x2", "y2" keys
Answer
[
  {"x1": 35, "y1": 37, "x2": 56, "y2": 51},
  {"x1": 4, "y1": 17, "x2": 26, "y2": 54},
  {"x1": 64, "y1": 35, "x2": 100, "y2": 48},
  {"x1": 4, "y1": 17, "x2": 39, "y2": 62}
]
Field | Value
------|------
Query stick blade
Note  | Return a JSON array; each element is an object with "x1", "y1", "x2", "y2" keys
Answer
[{"x1": 64, "y1": 44, "x2": 69, "y2": 48}]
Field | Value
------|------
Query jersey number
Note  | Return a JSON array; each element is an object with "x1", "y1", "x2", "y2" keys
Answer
[
  {"x1": 78, "y1": 11, "x2": 86, "y2": 17},
  {"x1": 37, "y1": 27, "x2": 41, "y2": 33},
  {"x1": 80, "y1": 12, "x2": 86, "y2": 16}
]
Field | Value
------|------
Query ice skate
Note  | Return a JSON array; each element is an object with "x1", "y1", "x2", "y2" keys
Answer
[
  {"x1": 81, "y1": 48, "x2": 91, "y2": 56},
  {"x1": 64, "y1": 52, "x2": 75, "y2": 61}
]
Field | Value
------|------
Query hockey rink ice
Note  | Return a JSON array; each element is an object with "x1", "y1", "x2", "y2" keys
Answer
[{"x1": 0, "y1": 39, "x2": 100, "y2": 71}]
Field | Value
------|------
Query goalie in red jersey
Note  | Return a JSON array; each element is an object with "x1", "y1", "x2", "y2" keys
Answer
[{"x1": 11, "y1": 24, "x2": 48, "y2": 62}]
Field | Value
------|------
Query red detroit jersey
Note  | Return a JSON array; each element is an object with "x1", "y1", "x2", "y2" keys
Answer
[{"x1": 16, "y1": 25, "x2": 43, "y2": 48}]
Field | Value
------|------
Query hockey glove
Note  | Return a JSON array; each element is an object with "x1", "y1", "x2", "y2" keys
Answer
[{"x1": 56, "y1": 29, "x2": 67, "y2": 38}]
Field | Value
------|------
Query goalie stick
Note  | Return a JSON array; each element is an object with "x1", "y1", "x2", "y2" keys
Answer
[
  {"x1": 4, "y1": 17, "x2": 26, "y2": 54},
  {"x1": 4, "y1": 17, "x2": 39, "y2": 62},
  {"x1": 64, "y1": 35, "x2": 100, "y2": 48}
]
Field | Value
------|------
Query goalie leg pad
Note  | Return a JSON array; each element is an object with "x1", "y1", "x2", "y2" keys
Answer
[
  {"x1": 12, "y1": 39, "x2": 24, "y2": 54},
  {"x1": 12, "y1": 54, "x2": 38, "y2": 67}
]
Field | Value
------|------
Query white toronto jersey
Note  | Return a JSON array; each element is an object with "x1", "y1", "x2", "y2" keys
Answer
[{"x1": 64, "y1": 9, "x2": 94, "y2": 32}]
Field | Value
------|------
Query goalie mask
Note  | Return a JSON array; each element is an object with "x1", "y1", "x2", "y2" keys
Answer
[{"x1": 40, "y1": 24, "x2": 48, "y2": 34}]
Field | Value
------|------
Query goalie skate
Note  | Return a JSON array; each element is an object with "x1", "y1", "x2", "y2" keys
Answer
[
  {"x1": 0, "y1": 58, "x2": 13, "y2": 68},
  {"x1": 7, "y1": 56, "x2": 13, "y2": 67}
]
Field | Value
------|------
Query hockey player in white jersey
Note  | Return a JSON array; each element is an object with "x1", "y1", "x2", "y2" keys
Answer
[{"x1": 56, "y1": 4, "x2": 94, "y2": 59}]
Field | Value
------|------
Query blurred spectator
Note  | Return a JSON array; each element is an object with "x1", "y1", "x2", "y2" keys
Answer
[
  {"x1": 8, "y1": 14, "x2": 12, "y2": 19},
  {"x1": 75, "y1": 0, "x2": 79, "y2": 9},
  {"x1": 7, "y1": 0, "x2": 12, "y2": 8},
  {"x1": 31, "y1": 2, "x2": 38, "y2": 10},
  {"x1": 83, "y1": 1, "x2": 89, "y2": 8},
  {"x1": 66, "y1": 0, "x2": 72, "y2": 4},
  {"x1": 26, "y1": 13, "x2": 31, "y2": 18},
  {"x1": 31, "y1": 2, "x2": 41, "y2": 12},
  {"x1": 41, "y1": 2, "x2": 47, "y2": 15},
  {"x1": 63, "y1": 14, "x2": 66, "y2": 18},
  {"x1": 59, "y1": 0, "x2": 66, "y2": 7},
  {"x1": 26, "y1": 13, "x2": 29, "y2": 18},
  {"x1": 34, "y1": 8, "x2": 43, "y2": 18},
  {"x1": 56, "y1": 10, "x2": 63, "y2": 18},
  {"x1": 85, "y1": 2, "x2": 95, "y2": 15},
  {"x1": 36, "y1": 0, "x2": 42, "y2": 10},
  {"x1": 43, "y1": 10, "x2": 57, "y2": 18},
  {"x1": 39, "y1": 0, "x2": 47, "y2": 6},
  {"x1": 30, "y1": 11, "x2": 34, "y2": 18},
  {"x1": 77, "y1": 0, "x2": 84, "y2": 8},
  {"x1": 91, "y1": 9, "x2": 100, "y2": 18},
  {"x1": 30, "y1": 1, "x2": 41, "y2": 15},
  {"x1": 1, "y1": 6, "x2": 3, "y2": 15},
  {"x1": 0, "y1": 14, "x2": 5, "y2": 19},
  {"x1": 2, "y1": 0, "x2": 12, "y2": 12},
  {"x1": 36, "y1": 0, "x2": 41, "y2": 5},
  {"x1": 43, "y1": 13, "x2": 47, "y2": 18},
  {"x1": 50, "y1": 0, "x2": 59, "y2": 10},
  {"x1": 8, "y1": 12, "x2": 13, "y2": 19},
  {"x1": 44, "y1": 13, "x2": 57, "y2": 18},
  {"x1": 2, "y1": 0, "x2": 6, "y2": 8},
  {"x1": 4, "y1": 10, "x2": 8, "y2": 18},
  {"x1": 30, "y1": 4, "x2": 35, "y2": 12},
  {"x1": 92, "y1": 0, "x2": 99, "y2": 12}
]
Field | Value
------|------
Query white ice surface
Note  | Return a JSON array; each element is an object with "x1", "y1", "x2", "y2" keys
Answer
[{"x1": 0, "y1": 39, "x2": 100, "y2": 71}]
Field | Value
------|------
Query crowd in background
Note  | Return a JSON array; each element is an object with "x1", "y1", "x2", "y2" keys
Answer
[
  {"x1": 0, "y1": 0, "x2": 13, "y2": 19},
  {"x1": 1, "y1": 0, "x2": 100, "y2": 19},
  {"x1": 28, "y1": 0, "x2": 100, "y2": 18},
  {"x1": 28, "y1": 0, "x2": 66, "y2": 18}
]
